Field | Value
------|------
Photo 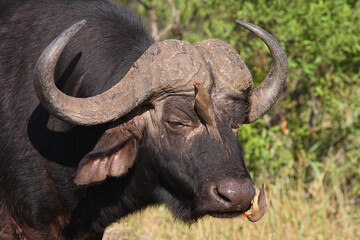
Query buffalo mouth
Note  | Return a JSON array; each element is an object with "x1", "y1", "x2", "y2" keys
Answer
[
  {"x1": 208, "y1": 210, "x2": 248, "y2": 218},
  {"x1": 208, "y1": 201, "x2": 253, "y2": 218}
]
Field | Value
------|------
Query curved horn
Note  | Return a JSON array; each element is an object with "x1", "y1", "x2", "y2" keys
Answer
[
  {"x1": 34, "y1": 21, "x2": 202, "y2": 126},
  {"x1": 235, "y1": 20, "x2": 288, "y2": 123},
  {"x1": 34, "y1": 20, "x2": 149, "y2": 125}
]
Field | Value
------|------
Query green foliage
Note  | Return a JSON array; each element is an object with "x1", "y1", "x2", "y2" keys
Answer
[
  {"x1": 119, "y1": 0, "x2": 360, "y2": 208},
  {"x1": 233, "y1": 0, "x2": 360, "y2": 203}
]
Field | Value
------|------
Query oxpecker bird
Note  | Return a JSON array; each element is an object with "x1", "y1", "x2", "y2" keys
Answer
[{"x1": 194, "y1": 81, "x2": 221, "y2": 142}]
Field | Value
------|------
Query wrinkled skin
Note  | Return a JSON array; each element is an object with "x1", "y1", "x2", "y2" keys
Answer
[{"x1": 140, "y1": 96, "x2": 252, "y2": 220}]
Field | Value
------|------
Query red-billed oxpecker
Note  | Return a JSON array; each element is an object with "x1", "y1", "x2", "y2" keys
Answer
[{"x1": 194, "y1": 81, "x2": 221, "y2": 142}]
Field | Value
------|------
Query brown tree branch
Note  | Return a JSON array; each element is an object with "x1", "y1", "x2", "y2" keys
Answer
[
  {"x1": 137, "y1": 0, "x2": 151, "y2": 10},
  {"x1": 309, "y1": 88, "x2": 319, "y2": 132},
  {"x1": 156, "y1": 0, "x2": 180, "y2": 40},
  {"x1": 148, "y1": 0, "x2": 209, "y2": 41},
  {"x1": 149, "y1": 0, "x2": 159, "y2": 39}
]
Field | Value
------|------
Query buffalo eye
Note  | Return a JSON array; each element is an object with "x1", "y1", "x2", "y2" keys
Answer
[
  {"x1": 162, "y1": 98, "x2": 199, "y2": 131},
  {"x1": 166, "y1": 119, "x2": 189, "y2": 128}
]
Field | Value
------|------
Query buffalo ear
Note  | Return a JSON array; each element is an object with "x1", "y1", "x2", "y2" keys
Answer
[{"x1": 74, "y1": 122, "x2": 141, "y2": 185}]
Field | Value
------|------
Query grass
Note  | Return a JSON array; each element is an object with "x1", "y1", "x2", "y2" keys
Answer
[{"x1": 103, "y1": 175, "x2": 360, "y2": 240}]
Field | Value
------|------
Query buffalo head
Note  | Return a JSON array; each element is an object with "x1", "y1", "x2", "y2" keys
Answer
[{"x1": 33, "y1": 20, "x2": 287, "y2": 222}]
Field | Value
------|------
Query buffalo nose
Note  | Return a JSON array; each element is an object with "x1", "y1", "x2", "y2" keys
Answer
[{"x1": 211, "y1": 178, "x2": 255, "y2": 211}]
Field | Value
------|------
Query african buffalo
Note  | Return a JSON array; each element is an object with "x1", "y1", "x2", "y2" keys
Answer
[{"x1": 0, "y1": 0, "x2": 287, "y2": 239}]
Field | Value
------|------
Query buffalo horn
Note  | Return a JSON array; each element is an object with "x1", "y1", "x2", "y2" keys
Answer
[
  {"x1": 235, "y1": 20, "x2": 288, "y2": 123},
  {"x1": 34, "y1": 20, "x2": 163, "y2": 126}
]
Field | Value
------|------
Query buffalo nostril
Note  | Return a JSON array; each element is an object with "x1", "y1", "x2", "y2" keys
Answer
[
  {"x1": 216, "y1": 191, "x2": 232, "y2": 203},
  {"x1": 216, "y1": 186, "x2": 238, "y2": 203},
  {"x1": 212, "y1": 178, "x2": 255, "y2": 211}
]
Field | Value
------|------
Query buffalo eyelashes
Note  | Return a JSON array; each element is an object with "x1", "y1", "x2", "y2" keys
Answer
[
  {"x1": 168, "y1": 121, "x2": 182, "y2": 126},
  {"x1": 164, "y1": 117, "x2": 192, "y2": 129},
  {"x1": 167, "y1": 120, "x2": 187, "y2": 127}
]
